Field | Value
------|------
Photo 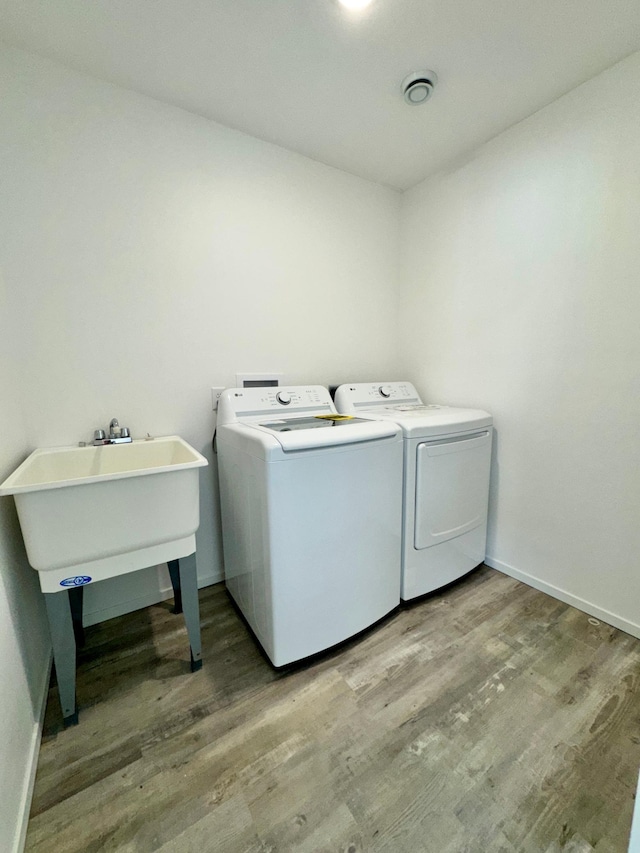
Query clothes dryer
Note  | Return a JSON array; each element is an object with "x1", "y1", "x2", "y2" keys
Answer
[
  {"x1": 216, "y1": 385, "x2": 403, "y2": 666},
  {"x1": 334, "y1": 382, "x2": 492, "y2": 600}
]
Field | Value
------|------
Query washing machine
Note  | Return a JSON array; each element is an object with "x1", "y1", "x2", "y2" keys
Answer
[
  {"x1": 334, "y1": 381, "x2": 492, "y2": 600},
  {"x1": 216, "y1": 385, "x2": 403, "y2": 666}
]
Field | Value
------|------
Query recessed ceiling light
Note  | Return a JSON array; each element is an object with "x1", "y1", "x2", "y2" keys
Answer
[{"x1": 338, "y1": 0, "x2": 374, "y2": 10}]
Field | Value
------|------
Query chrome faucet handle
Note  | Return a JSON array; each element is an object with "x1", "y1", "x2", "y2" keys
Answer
[{"x1": 92, "y1": 421, "x2": 131, "y2": 445}]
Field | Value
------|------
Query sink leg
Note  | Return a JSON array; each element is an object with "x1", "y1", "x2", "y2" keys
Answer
[
  {"x1": 44, "y1": 592, "x2": 78, "y2": 726},
  {"x1": 68, "y1": 586, "x2": 85, "y2": 648},
  {"x1": 167, "y1": 559, "x2": 183, "y2": 614},
  {"x1": 178, "y1": 552, "x2": 202, "y2": 671}
]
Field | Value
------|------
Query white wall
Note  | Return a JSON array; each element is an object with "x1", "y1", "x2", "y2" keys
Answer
[
  {"x1": 4, "y1": 37, "x2": 640, "y2": 849},
  {"x1": 400, "y1": 51, "x2": 640, "y2": 636},
  {"x1": 0, "y1": 265, "x2": 51, "y2": 851},
  {"x1": 0, "y1": 46, "x2": 401, "y2": 624},
  {"x1": 0, "y1": 45, "x2": 400, "y2": 847}
]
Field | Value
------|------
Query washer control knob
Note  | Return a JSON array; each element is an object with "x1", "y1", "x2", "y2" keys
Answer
[
  {"x1": 379, "y1": 385, "x2": 392, "y2": 398},
  {"x1": 276, "y1": 391, "x2": 292, "y2": 405}
]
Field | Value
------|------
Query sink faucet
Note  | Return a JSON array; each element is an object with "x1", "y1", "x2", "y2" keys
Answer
[{"x1": 92, "y1": 418, "x2": 132, "y2": 446}]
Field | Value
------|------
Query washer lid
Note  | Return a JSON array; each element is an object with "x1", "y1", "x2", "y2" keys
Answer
[
  {"x1": 258, "y1": 415, "x2": 370, "y2": 432},
  {"x1": 246, "y1": 416, "x2": 401, "y2": 452}
]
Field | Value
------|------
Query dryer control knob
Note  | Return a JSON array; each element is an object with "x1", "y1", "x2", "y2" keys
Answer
[
  {"x1": 379, "y1": 385, "x2": 392, "y2": 398},
  {"x1": 276, "y1": 391, "x2": 292, "y2": 405}
]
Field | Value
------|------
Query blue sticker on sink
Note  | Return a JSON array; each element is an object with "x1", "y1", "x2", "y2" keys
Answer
[{"x1": 60, "y1": 576, "x2": 92, "y2": 587}]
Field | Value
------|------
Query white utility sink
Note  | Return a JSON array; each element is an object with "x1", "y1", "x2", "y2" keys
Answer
[{"x1": 0, "y1": 436, "x2": 208, "y2": 592}]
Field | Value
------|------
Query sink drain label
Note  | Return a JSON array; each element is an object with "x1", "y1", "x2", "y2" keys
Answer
[{"x1": 60, "y1": 576, "x2": 92, "y2": 587}]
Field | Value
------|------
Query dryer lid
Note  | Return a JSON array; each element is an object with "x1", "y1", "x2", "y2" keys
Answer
[
  {"x1": 334, "y1": 381, "x2": 492, "y2": 438},
  {"x1": 348, "y1": 406, "x2": 493, "y2": 438}
]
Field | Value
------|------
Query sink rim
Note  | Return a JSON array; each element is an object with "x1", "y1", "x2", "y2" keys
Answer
[{"x1": 0, "y1": 435, "x2": 208, "y2": 496}]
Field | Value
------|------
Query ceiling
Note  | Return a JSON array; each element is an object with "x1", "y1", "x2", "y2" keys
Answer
[{"x1": 1, "y1": 0, "x2": 640, "y2": 190}]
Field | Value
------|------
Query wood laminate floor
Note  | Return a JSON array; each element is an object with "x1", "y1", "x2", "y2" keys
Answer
[{"x1": 26, "y1": 566, "x2": 640, "y2": 853}]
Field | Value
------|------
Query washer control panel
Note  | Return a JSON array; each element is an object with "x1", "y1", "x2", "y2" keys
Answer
[
  {"x1": 218, "y1": 385, "x2": 335, "y2": 424},
  {"x1": 335, "y1": 381, "x2": 421, "y2": 410}
]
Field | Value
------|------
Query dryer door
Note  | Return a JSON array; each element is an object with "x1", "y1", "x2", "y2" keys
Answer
[{"x1": 414, "y1": 429, "x2": 491, "y2": 550}]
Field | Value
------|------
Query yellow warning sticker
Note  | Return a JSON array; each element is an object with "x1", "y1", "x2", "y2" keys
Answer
[{"x1": 314, "y1": 414, "x2": 355, "y2": 420}]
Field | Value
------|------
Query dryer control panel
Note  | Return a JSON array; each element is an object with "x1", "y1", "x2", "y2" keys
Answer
[
  {"x1": 335, "y1": 382, "x2": 421, "y2": 411},
  {"x1": 218, "y1": 385, "x2": 335, "y2": 425}
]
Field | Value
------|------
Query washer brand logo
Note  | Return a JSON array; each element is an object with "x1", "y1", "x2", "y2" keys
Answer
[{"x1": 59, "y1": 576, "x2": 92, "y2": 587}]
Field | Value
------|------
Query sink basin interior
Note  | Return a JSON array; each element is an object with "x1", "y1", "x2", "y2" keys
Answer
[{"x1": 0, "y1": 436, "x2": 207, "y2": 493}]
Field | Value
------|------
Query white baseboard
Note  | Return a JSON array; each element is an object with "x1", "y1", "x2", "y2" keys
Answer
[
  {"x1": 629, "y1": 770, "x2": 640, "y2": 853},
  {"x1": 14, "y1": 651, "x2": 52, "y2": 853},
  {"x1": 485, "y1": 555, "x2": 640, "y2": 640},
  {"x1": 83, "y1": 570, "x2": 222, "y2": 627}
]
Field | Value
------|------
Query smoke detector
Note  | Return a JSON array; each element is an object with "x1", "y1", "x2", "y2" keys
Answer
[{"x1": 402, "y1": 71, "x2": 438, "y2": 105}]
